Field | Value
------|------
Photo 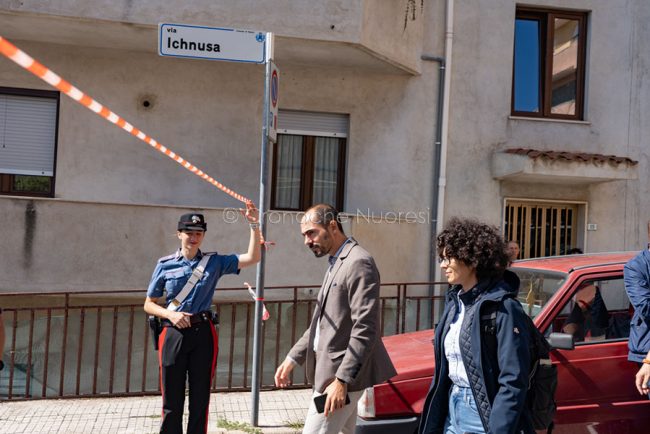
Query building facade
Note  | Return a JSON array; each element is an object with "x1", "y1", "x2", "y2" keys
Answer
[
  {"x1": 0, "y1": 0, "x2": 647, "y2": 295},
  {"x1": 0, "y1": 1, "x2": 438, "y2": 292},
  {"x1": 445, "y1": 0, "x2": 645, "y2": 259}
]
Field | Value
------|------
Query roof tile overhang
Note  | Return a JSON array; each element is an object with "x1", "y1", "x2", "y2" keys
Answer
[{"x1": 491, "y1": 148, "x2": 639, "y2": 185}]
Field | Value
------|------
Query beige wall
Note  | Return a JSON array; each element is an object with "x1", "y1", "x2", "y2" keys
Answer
[
  {"x1": 0, "y1": 4, "x2": 437, "y2": 293},
  {"x1": 7, "y1": 0, "x2": 649, "y2": 296},
  {"x1": 0, "y1": 198, "x2": 432, "y2": 293},
  {"x1": 443, "y1": 0, "x2": 650, "y2": 252},
  {"x1": 0, "y1": 0, "x2": 365, "y2": 42},
  {"x1": 0, "y1": 0, "x2": 423, "y2": 73}
]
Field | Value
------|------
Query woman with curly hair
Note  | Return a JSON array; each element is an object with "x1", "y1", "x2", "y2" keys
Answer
[{"x1": 419, "y1": 217, "x2": 534, "y2": 434}]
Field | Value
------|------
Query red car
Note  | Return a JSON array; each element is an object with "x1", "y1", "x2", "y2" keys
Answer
[{"x1": 356, "y1": 252, "x2": 650, "y2": 433}]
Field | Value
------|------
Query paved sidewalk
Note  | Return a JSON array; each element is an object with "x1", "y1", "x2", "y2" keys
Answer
[{"x1": 0, "y1": 389, "x2": 313, "y2": 433}]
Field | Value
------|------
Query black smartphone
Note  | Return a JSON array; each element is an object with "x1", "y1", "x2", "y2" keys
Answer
[{"x1": 314, "y1": 393, "x2": 351, "y2": 413}]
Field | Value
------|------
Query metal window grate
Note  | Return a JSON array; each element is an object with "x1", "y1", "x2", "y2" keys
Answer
[{"x1": 505, "y1": 201, "x2": 578, "y2": 258}]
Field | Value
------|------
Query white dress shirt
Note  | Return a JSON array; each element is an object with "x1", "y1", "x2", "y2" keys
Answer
[{"x1": 444, "y1": 292, "x2": 471, "y2": 387}]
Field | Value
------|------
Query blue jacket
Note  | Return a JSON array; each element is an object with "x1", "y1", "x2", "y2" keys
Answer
[
  {"x1": 419, "y1": 271, "x2": 533, "y2": 434},
  {"x1": 624, "y1": 248, "x2": 650, "y2": 362}
]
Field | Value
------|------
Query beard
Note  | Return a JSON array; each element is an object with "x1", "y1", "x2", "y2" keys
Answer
[
  {"x1": 308, "y1": 232, "x2": 330, "y2": 258},
  {"x1": 310, "y1": 246, "x2": 327, "y2": 258}
]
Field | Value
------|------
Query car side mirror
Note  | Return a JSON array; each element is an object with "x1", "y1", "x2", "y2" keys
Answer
[{"x1": 547, "y1": 332, "x2": 575, "y2": 350}]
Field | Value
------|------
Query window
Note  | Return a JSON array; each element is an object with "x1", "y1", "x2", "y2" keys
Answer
[
  {"x1": 271, "y1": 110, "x2": 347, "y2": 211},
  {"x1": 505, "y1": 200, "x2": 583, "y2": 258},
  {"x1": 513, "y1": 268, "x2": 566, "y2": 319},
  {"x1": 0, "y1": 87, "x2": 59, "y2": 197},
  {"x1": 512, "y1": 8, "x2": 588, "y2": 119},
  {"x1": 547, "y1": 278, "x2": 631, "y2": 344}
]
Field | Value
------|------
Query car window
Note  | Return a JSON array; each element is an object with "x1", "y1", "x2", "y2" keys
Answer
[
  {"x1": 547, "y1": 277, "x2": 631, "y2": 344},
  {"x1": 511, "y1": 268, "x2": 567, "y2": 319}
]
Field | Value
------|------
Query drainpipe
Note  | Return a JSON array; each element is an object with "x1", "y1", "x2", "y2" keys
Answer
[
  {"x1": 421, "y1": 54, "x2": 444, "y2": 328},
  {"x1": 421, "y1": 0, "x2": 454, "y2": 325}
]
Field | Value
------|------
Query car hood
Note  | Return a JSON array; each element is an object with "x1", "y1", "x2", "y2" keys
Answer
[{"x1": 383, "y1": 329, "x2": 435, "y2": 381}]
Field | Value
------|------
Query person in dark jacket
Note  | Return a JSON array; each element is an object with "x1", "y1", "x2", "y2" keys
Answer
[
  {"x1": 562, "y1": 282, "x2": 609, "y2": 342},
  {"x1": 419, "y1": 217, "x2": 533, "y2": 434},
  {"x1": 624, "y1": 236, "x2": 650, "y2": 395}
]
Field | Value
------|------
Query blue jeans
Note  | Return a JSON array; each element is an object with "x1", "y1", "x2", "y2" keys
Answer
[{"x1": 444, "y1": 384, "x2": 485, "y2": 434}]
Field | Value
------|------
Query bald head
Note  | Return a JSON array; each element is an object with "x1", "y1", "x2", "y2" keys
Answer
[
  {"x1": 300, "y1": 204, "x2": 347, "y2": 258},
  {"x1": 302, "y1": 203, "x2": 344, "y2": 233},
  {"x1": 507, "y1": 240, "x2": 520, "y2": 260}
]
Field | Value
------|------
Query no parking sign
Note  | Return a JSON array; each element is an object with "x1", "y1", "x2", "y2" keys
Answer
[{"x1": 268, "y1": 61, "x2": 279, "y2": 143}]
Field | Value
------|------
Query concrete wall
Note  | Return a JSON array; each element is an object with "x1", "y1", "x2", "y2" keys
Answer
[
  {"x1": 361, "y1": 0, "x2": 424, "y2": 72},
  {"x1": 0, "y1": 0, "x2": 365, "y2": 41},
  {"x1": 0, "y1": 4, "x2": 438, "y2": 292},
  {"x1": 11, "y1": 0, "x2": 649, "y2": 294},
  {"x1": 628, "y1": 0, "x2": 650, "y2": 245},
  {"x1": 0, "y1": 0, "x2": 424, "y2": 73},
  {"x1": 1, "y1": 40, "x2": 264, "y2": 209},
  {"x1": 443, "y1": 0, "x2": 649, "y2": 252},
  {"x1": 0, "y1": 37, "x2": 431, "y2": 210},
  {"x1": 0, "y1": 198, "x2": 432, "y2": 293}
]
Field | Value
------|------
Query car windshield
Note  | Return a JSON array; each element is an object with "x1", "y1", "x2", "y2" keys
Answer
[{"x1": 511, "y1": 268, "x2": 567, "y2": 319}]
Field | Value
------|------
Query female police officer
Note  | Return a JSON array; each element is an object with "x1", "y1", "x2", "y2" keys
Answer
[{"x1": 144, "y1": 207, "x2": 260, "y2": 434}]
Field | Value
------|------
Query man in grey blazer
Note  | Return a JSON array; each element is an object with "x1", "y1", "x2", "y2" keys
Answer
[{"x1": 274, "y1": 204, "x2": 396, "y2": 434}]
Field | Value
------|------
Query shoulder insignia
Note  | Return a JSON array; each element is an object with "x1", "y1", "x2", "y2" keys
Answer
[{"x1": 157, "y1": 253, "x2": 177, "y2": 263}]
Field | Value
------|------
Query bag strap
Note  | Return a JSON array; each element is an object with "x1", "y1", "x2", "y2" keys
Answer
[{"x1": 167, "y1": 254, "x2": 212, "y2": 311}]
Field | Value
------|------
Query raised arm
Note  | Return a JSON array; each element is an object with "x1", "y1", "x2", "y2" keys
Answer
[{"x1": 237, "y1": 204, "x2": 261, "y2": 269}]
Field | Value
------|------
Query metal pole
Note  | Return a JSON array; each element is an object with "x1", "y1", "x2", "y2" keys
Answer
[
  {"x1": 421, "y1": 54, "x2": 445, "y2": 329},
  {"x1": 250, "y1": 32, "x2": 273, "y2": 427}
]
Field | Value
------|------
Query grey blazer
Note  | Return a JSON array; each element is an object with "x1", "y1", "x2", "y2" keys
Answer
[{"x1": 288, "y1": 239, "x2": 397, "y2": 393}]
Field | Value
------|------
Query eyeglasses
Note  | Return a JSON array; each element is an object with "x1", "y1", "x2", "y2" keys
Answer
[{"x1": 437, "y1": 257, "x2": 451, "y2": 265}]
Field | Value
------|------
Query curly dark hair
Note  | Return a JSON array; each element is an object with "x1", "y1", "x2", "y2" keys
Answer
[{"x1": 437, "y1": 217, "x2": 509, "y2": 282}]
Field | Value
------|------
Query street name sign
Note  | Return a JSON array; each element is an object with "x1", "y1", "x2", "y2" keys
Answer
[{"x1": 159, "y1": 23, "x2": 266, "y2": 63}]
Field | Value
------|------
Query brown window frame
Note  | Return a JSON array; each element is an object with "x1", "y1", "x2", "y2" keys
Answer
[
  {"x1": 511, "y1": 7, "x2": 588, "y2": 120},
  {"x1": 0, "y1": 86, "x2": 59, "y2": 198},
  {"x1": 271, "y1": 134, "x2": 346, "y2": 212}
]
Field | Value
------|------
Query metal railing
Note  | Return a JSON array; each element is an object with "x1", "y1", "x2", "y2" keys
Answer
[{"x1": 0, "y1": 282, "x2": 446, "y2": 400}]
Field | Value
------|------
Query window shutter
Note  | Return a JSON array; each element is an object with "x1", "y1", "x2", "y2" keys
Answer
[
  {"x1": 278, "y1": 110, "x2": 348, "y2": 137},
  {"x1": 0, "y1": 94, "x2": 57, "y2": 176}
]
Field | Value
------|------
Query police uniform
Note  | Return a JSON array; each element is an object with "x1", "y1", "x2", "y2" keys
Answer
[{"x1": 147, "y1": 214, "x2": 239, "y2": 434}]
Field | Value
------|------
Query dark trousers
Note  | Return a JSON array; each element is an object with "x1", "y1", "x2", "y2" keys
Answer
[{"x1": 158, "y1": 321, "x2": 218, "y2": 434}]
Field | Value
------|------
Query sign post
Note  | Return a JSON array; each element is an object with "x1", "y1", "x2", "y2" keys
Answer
[{"x1": 250, "y1": 33, "x2": 276, "y2": 427}]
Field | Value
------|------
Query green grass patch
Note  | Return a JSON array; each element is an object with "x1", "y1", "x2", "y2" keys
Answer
[
  {"x1": 284, "y1": 419, "x2": 304, "y2": 431},
  {"x1": 216, "y1": 417, "x2": 262, "y2": 433}
]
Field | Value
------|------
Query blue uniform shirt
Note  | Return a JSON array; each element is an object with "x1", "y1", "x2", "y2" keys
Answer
[{"x1": 147, "y1": 249, "x2": 239, "y2": 313}]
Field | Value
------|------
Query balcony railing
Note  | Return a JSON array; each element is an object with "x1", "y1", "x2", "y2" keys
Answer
[{"x1": 0, "y1": 282, "x2": 446, "y2": 400}]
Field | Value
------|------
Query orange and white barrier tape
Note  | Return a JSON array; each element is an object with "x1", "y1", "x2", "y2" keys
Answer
[
  {"x1": 245, "y1": 282, "x2": 270, "y2": 321},
  {"x1": 0, "y1": 35, "x2": 258, "y2": 211}
]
